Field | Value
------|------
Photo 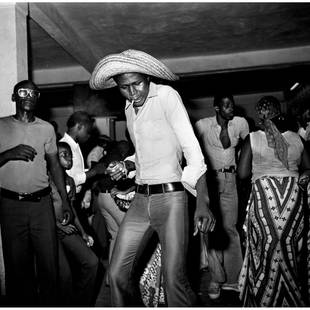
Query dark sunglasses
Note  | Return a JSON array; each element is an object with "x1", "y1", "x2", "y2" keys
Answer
[{"x1": 17, "y1": 88, "x2": 40, "y2": 98}]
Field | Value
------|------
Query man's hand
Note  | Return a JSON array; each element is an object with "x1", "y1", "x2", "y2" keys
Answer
[
  {"x1": 82, "y1": 233, "x2": 94, "y2": 247},
  {"x1": 62, "y1": 199, "x2": 74, "y2": 224},
  {"x1": 81, "y1": 189, "x2": 92, "y2": 209},
  {"x1": 194, "y1": 172, "x2": 216, "y2": 236},
  {"x1": 193, "y1": 208, "x2": 216, "y2": 236},
  {"x1": 57, "y1": 222, "x2": 78, "y2": 235},
  {"x1": 5, "y1": 144, "x2": 37, "y2": 162},
  {"x1": 298, "y1": 172, "x2": 310, "y2": 191},
  {"x1": 106, "y1": 161, "x2": 127, "y2": 181}
]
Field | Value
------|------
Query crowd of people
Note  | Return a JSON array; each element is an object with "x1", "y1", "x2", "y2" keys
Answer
[{"x1": 0, "y1": 50, "x2": 309, "y2": 307}]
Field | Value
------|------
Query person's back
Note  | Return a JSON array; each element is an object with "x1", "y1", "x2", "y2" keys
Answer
[
  {"x1": 250, "y1": 130, "x2": 303, "y2": 182},
  {"x1": 238, "y1": 95, "x2": 310, "y2": 307}
]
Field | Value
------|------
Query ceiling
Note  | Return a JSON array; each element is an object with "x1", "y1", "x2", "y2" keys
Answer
[{"x1": 27, "y1": 2, "x2": 310, "y2": 96}]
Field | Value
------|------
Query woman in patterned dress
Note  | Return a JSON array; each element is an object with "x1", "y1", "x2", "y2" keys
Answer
[{"x1": 237, "y1": 96, "x2": 310, "y2": 306}]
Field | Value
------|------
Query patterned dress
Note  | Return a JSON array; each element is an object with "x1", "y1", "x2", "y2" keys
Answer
[
  {"x1": 239, "y1": 131, "x2": 309, "y2": 306},
  {"x1": 139, "y1": 243, "x2": 165, "y2": 307}
]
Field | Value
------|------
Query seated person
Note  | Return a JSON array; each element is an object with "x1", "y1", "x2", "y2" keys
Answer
[{"x1": 50, "y1": 141, "x2": 99, "y2": 306}]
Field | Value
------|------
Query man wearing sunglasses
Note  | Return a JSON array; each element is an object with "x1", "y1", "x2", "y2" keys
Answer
[{"x1": 0, "y1": 80, "x2": 73, "y2": 305}]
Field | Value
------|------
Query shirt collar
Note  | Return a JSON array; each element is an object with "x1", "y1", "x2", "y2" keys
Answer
[
  {"x1": 211, "y1": 115, "x2": 233, "y2": 128},
  {"x1": 64, "y1": 132, "x2": 79, "y2": 149},
  {"x1": 125, "y1": 81, "x2": 158, "y2": 110}
]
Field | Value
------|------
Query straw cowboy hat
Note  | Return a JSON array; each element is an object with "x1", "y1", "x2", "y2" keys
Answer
[{"x1": 89, "y1": 49, "x2": 179, "y2": 90}]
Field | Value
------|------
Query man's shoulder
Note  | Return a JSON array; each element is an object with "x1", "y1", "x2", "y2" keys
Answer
[
  {"x1": 196, "y1": 116, "x2": 215, "y2": 126},
  {"x1": 231, "y1": 116, "x2": 248, "y2": 127},
  {"x1": 156, "y1": 83, "x2": 177, "y2": 96},
  {"x1": 35, "y1": 116, "x2": 52, "y2": 127},
  {"x1": 232, "y1": 116, "x2": 247, "y2": 123}
]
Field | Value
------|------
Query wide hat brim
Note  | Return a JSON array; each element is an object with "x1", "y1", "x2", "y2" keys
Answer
[{"x1": 89, "y1": 49, "x2": 179, "y2": 90}]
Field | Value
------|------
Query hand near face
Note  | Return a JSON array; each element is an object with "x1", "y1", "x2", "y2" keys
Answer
[{"x1": 6, "y1": 144, "x2": 37, "y2": 162}]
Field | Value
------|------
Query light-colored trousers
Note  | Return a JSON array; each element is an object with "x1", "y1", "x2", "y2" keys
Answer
[
  {"x1": 94, "y1": 192, "x2": 126, "y2": 262},
  {"x1": 206, "y1": 171, "x2": 243, "y2": 285}
]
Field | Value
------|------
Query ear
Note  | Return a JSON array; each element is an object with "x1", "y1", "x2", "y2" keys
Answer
[
  {"x1": 11, "y1": 93, "x2": 16, "y2": 102},
  {"x1": 77, "y1": 123, "x2": 83, "y2": 130},
  {"x1": 214, "y1": 106, "x2": 220, "y2": 113}
]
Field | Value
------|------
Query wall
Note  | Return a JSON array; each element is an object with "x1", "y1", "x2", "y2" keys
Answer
[
  {"x1": 187, "y1": 90, "x2": 285, "y2": 128},
  {"x1": 47, "y1": 89, "x2": 285, "y2": 141}
]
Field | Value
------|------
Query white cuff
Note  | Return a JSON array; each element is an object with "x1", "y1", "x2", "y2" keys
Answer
[{"x1": 181, "y1": 164, "x2": 207, "y2": 195}]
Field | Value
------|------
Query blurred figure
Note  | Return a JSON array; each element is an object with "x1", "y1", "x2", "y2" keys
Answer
[
  {"x1": 287, "y1": 83, "x2": 310, "y2": 140},
  {"x1": 93, "y1": 140, "x2": 134, "y2": 262},
  {"x1": 238, "y1": 96, "x2": 310, "y2": 306}
]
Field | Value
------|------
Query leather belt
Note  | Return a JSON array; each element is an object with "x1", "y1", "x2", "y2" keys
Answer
[
  {"x1": 0, "y1": 186, "x2": 51, "y2": 202},
  {"x1": 136, "y1": 182, "x2": 184, "y2": 196},
  {"x1": 213, "y1": 165, "x2": 236, "y2": 173}
]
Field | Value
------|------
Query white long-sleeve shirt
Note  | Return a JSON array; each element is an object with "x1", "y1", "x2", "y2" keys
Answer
[
  {"x1": 125, "y1": 82, "x2": 206, "y2": 192},
  {"x1": 60, "y1": 133, "x2": 86, "y2": 193}
]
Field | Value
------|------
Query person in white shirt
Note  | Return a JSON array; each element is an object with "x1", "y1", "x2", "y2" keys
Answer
[
  {"x1": 60, "y1": 111, "x2": 106, "y2": 194},
  {"x1": 195, "y1": 94, "x2": 249, "y2": 299},
  {"x1": 89, "y1": 49, "x2": 215, "y2": 307}
]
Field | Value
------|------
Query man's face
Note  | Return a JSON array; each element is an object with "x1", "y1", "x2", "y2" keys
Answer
[
  {"x1": 217, "y1": 97, "x2": 235, "y2": 121},
  {"x1": 58, "y1": 146, "x2": 73, "y2": 170},
  {"x1": 77, "y1": 122, "x2": 92, "y2": 144},
  {"x1": 114, "y1": 73, "x2": 150, "y2": 107},
  {"x1": 14, "y1": 82, "x2": 40, "y2": 112}
]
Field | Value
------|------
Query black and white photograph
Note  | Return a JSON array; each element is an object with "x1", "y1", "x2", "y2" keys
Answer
[{"x1": 0, "y1": 1, "x2": 310, "y2": 307}]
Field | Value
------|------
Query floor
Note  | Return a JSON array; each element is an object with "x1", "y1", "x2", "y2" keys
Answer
[
  {"x1": 95, "y1": 259, "x2": 242, "y2": 307},
  {"x1": 0, "y1": 259, "x2": 242, "y2": 307}
]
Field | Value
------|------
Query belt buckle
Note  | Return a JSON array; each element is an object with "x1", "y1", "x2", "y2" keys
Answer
[
  {"x1": 145, "y1": 185, "x2": 149, "y2": 197},
  {"x1": 18, "y1": 192, "x2": 28, "y2": 201}
]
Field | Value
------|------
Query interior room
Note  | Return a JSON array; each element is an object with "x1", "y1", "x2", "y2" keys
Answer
[{"x1": 1, "y1": 2, "x2": 310, "y2": 307}]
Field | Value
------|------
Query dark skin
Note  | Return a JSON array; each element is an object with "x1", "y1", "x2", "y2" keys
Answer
[
  {"x1": 0, "y1": 80, "x2": 73, "y2": 221},
  {"x1": 215, "y1": 97, "x2": 235, "y2": 149},
  {"x1": 237, "y1": 133, "x2": 310, "y2": 183},
  {"x1": 108, "y1": 72, "x2": 215, "y2": 234}
]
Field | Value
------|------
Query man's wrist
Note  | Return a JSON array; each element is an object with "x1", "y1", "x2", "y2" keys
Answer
[{"x1": 124, "y1": 160, "x2": 135, "y2": 172}]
